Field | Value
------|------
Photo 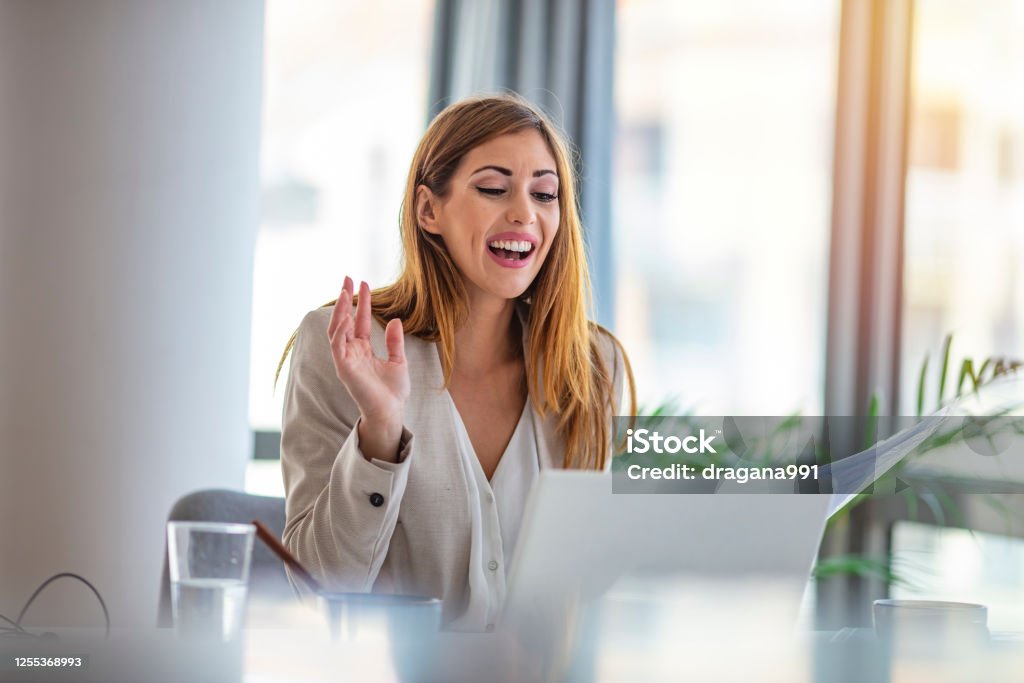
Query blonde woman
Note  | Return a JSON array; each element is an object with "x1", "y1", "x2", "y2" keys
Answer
[{"x1": 276, "y1": 94, "x2": 636, "y2": 631}]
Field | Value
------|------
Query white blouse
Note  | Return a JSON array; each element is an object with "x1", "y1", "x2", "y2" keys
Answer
[
  {"x1": 443, "y1": 392, "x2": 540, "y2": 631},
  {"x1": 281, "y1": 305, "x2": 625, "y2": 633}
]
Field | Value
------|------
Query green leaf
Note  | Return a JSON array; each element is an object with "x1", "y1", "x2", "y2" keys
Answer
[
  {"x1": 863, "y1": 393, "x2": 880, "y2": 450},
  {"x1": 901, "y1": 487, "x2": 919, "y2": 522},
  {"x1": 934, "y1": 486, "x2": 966, "y2": 529},
  {"x1": 957, "y1": 358, "x2": 976, "y2": 397},
  {"x1": 938, "y1": 334, "x2": 953, "y2": 408},
  {"x1": 916, "y1": 354, "x2": 929, "y2": 418},
  {"x1": 975, "y1": 358, "x2": 992, "y2": 388}
]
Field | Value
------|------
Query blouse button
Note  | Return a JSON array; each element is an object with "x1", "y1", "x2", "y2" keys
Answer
[
  {"x1": 486, "y1": 493, "x2": 494, "y2": 504},
  {"x1": 369, "y1": 492, "x2": 385, "y2": 507},
  {"x1": 488, "y1": 560, "x2": 499, "y2": 572}
]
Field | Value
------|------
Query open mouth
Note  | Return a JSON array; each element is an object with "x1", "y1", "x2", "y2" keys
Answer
[{"x1": 487, "y1": 239, "x2": 535, "y2": 261}]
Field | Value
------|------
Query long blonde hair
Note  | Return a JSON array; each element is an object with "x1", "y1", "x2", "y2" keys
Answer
[{"x1": 276, "y1": 93, "x2": 636, "y2": 469}]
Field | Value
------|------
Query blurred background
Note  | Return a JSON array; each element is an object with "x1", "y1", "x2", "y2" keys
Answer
[
  {"x1": 1, "y1": 0, "x2": 1021, "y2": 631},
  {"x1": 250, "y1": 0, "x2": 1022, "y2": 432},
  {"x1": 248, "y1": 0, "x2": 1024, "y2": 629}
]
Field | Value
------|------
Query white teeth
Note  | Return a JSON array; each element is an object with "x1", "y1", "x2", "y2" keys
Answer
[{"x1": 488, "y1": 239, "x2": 533, "y2": 252}]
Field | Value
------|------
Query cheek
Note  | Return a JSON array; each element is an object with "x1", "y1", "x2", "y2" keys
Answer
[
  {"x1": 544, "y1": 210, "x2": 560, "y2": 244},
  {"x1": 443, "y1": 205, "x2": 483, "y2": 253},
  {"x1": 539, "y1": 222, "x2": 560, "y2": 263},
  {"x1": 461, "y1": 203, "x2": 494, "y2": 243}
]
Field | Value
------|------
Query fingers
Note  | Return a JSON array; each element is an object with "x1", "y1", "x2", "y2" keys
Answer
[
  {"x1": 354, "y1": 280, "x2": 372, "y2": 340},
  {"x1": 328, "y1": 277, "x2": 396, "y2": 366},
  {"x1": 328, "y1": 323, "x2": 348, "y2": 378},
  {"x1": 327, "y1": 287, "x2": 343, "y2": 338},
  {"x1": 384, "y1": 318, "x2": 406, "y2": 364},
  {"x1": 328, "y1": 276, "x2": 354, "y2": 338},
  {"x1": 328, "y1": 291, "x2": 352, "y2": 367}
]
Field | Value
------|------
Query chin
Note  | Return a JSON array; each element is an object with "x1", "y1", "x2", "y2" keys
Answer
[
  {"x1": 496, "y1": 287, "x2": 530, "y2": 301},
  {"x1": 483, "y1": 280, "x2": 532, "y2": 301},
  {"x1": 470, "y1": 266, "x2": 538, "y2": 302}
]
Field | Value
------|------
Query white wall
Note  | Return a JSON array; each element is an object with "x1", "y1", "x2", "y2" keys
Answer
[{"x1": 0, "y1": 0, "x2": 265, "y2": 626}]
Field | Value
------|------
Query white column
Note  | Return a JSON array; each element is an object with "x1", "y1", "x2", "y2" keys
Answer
[{"x1": 0, "y1": 1, "x2": 265, "y2": 627}]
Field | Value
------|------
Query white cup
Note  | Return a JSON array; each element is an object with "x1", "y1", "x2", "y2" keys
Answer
[
  {"x1": 317, "y1": 592, "x2": 442, "y2": 642},
  {"x1": 873, "y1": 599, "x2": 988, "y2": 645}
]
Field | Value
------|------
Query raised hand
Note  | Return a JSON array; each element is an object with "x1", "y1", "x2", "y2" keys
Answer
[{"x1": 327, "y1": 276, "x2": 410, "y2": 462}]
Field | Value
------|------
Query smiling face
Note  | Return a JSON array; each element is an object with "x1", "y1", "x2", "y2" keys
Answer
[{"x1": 416, "y1": 129, "x2": 561, "y2": 305}]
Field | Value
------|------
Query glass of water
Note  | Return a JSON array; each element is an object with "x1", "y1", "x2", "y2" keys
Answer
[{"x1": 167, "y1": 521, "x2": 255, "y2": 641}]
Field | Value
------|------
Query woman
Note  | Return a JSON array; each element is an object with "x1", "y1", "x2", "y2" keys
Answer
[{"x1": 276, "y1": 93, "x2": 636, "y2": 631}]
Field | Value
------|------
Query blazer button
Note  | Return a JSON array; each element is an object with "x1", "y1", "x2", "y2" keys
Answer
[
  {"x1": 488, "y1": 560, "x2": 499, "y2": 571},
  {"x1": 369, "y1": 492, "x2": 385, "y2": 507}
]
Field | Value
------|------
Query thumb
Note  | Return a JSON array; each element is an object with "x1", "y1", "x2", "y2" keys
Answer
[{"x1": 384, "y1": 318, "x2": 406, "y2": 364}]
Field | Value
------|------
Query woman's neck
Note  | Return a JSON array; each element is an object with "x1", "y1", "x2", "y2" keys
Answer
[{"x1": 452, "y1": 293, "x2": 521, "y2": 377}]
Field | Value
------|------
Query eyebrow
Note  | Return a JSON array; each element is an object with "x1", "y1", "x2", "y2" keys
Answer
[{"x1": 470, "y1": 165, "x2": 558, "y2": 179}]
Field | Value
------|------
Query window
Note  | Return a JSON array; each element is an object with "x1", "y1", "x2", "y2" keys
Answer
[
  {"x1": 900, "y1": 0, "x2": 1024, "y2": 413},
  {"x1": 893, "y1": 521, "x2": 1024, "y2": 632},
  {"x1": 613, "y1": 0, "x2": 840, "y2": 414},
  {"x1": 247, "y1": 0, "x2": 434, "y2": 494}
]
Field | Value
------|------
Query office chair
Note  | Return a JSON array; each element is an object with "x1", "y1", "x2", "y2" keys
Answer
[{"x1": 157, "y1": 488, "x2": 294, "y2": 627}]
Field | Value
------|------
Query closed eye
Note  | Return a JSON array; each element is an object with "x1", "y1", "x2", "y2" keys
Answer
[{"x1": 475, "y1": 187, "x2": 558, "y2": 203}]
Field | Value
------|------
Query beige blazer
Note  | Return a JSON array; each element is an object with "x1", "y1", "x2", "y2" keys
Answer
[{"x1": 279, "y1": 302, "x2": 625, "y2": 625}]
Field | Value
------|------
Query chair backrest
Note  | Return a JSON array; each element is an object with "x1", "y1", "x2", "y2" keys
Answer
[{"x1": 157, "y1": 488, "x2": 292, "y2": 627}]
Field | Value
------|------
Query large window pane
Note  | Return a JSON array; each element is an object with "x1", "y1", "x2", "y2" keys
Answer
[
  {"x1": 250, "y1": 0, "x2": 434, "y2": 435},
  {"x1": 900, "y1": 0, "x2": 1024, "y2": 413},
  {"x1": 613, "y1": 0, "x2": 839, "y2": 415}
]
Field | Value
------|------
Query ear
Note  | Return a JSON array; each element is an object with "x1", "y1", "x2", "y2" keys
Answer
[{"x1": 415, "y1": 185, "x2": 443, "y2": 235}]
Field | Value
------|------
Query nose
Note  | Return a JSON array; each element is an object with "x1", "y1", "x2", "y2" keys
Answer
[{"x1": 506, "y1": 191, "x2": 536, "y2": 226}]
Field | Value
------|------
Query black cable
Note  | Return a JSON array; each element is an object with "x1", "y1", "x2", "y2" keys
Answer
[
  {"x1": 0, "y1": 572, "x2": 110, "y2": 639},
  {"x1": 0, "y1": 611, "x2": 30, "y2": 635}
]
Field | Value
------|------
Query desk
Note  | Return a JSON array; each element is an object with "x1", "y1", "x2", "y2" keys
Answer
[
  {"x1": 4, "y1": 592, "x2": 1024, "y2": 682},
  {"x1": 3, "y1": 625, "x2": 1024, "y2": 682}
]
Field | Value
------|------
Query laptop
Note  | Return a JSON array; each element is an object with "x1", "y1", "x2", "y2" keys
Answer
[
  {"x1": 500, "y1": 471, "x2": 832, "y2": 635},
  {"x1": 494, "y1": 411, "x2": 952, "y2": 639},
  {"x1": 422, "y1": 472, "x2": 831, "y2": 680}
]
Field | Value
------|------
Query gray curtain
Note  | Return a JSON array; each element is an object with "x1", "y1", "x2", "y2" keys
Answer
[{"x1": 427, "y1": 0, "x2": 616, "y2": 326}]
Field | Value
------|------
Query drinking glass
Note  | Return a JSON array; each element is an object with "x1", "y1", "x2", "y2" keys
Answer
[{"x1": 167, "y1": 521, "x2": 255, "y2": 641}]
